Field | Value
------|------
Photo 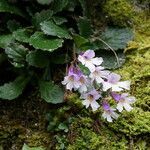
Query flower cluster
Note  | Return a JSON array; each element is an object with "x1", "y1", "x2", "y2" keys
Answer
[{"x1": 62, "y1": 50, "x2": 136, "y2": 122}]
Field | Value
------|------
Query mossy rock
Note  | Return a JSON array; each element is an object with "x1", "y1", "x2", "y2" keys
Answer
[
  {"x1": 108, "y1": 108, "x2": 150, "y2": 136},
  {"x1": 102, "y1": 0, "x2": 135, "y2": 27}
]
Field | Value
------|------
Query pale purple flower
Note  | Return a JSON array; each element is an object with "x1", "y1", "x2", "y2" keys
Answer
[
  {"x1": 71, "y1": 67, "x2": 89, "y2": 93},
  {"x1": 78, "y1": 50, "x2": 103, "y2": 72},
  {"x1": 81, "y1": 89, "x2": 101, "y2": 111},
  {"x1": 102, "y1": 73, "x2": 130, "y2": 91},
  {"x1": 89, "y1": 66, "x2": 110, "y2": 83},
  {"x1": 78, "y1": 74, "x2": 89, "y2": 93},
  {"x1": 112, "y1": 92, "x2": 136, "y2": 112},
  {"x1": 62, "y1": 66, "x2": 81, "y2": 91},
  {"x1": 111, "y1": 92, "x2": 121, "y2": 101},
  {"x1": 102, "y1": 102, "x2": 119, "y2": 122}
]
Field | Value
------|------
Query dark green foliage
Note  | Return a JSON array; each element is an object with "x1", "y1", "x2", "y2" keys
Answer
[
  {"x1": 5, "y1": 43, "x2": 28, "y2": 67},
  {"x1": 73, "y1": 34, "x2": 89, "y2": 48},
  {"x1": 22, "y1": 143, "x2": 45, "y2": 150},
  {"x1": 40, "y1": 20, "x2": 72, "y2": 39},
  {"x1": 97, "y1": 50, "x2": 126, "y2": 69},
  {"x1": 0, "y1": 0, "x2": 25, "y2": 17},
  {"x1": 7, "y1": 20, "x2": 21, "y2": 32},
  {"x1": 50, "y1": 54, "x2": 70, "y2": 64},
  {"x1": 0, "y1": 0, "x2": 134, "y2": 103},
  {"x1": 0, "y1": 0, "x2": 134, "y2": 104},
  {"x1": 50, "y1": 0, "x2": 69, "y2": 14},
  {"x1": 52, "y1": 16, "x2": 67, "y2": 25},
  {"x1": 96, "y1": 27, "x2": 134, "y2": 50},
  {"x1": 32, "y1": 9, "x2": 54, "y2": 29},
  {"x1": 77, "y1": 17, "x2": 93, "y2": 38},
  {"x1": 0, "y1": 76, "x2": 30, "y2": 100},
  {"x1": 0, "y1": 34, "x2": 14, "y2": 48},
  {"x1": 13, "y1": 28, "x2": 33, "y2": 43},
  {"x1": 39, "y1": 80, "x2": 64, "y2": 104},
  {"x1": 37, "y1": 0, "x2": 53, "y2": 5},
  {"x1": 29, "y1": 32, "x2": 64, "y2": 51},
  {"x1": 26, "y1": 50, "x2": 49, "y2": 68}
]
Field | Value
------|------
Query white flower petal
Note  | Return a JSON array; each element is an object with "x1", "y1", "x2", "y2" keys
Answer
[
  {"x1": 112, "y1": 112, "x2": 119, "y2": 119},
  {"x1": 61, "y1": 80, "x2": 67, "y2": 85},
  {"x1": 91, "y1": 57, "x2": 103, "y2": 65},
  {"x1": 85, "y1": 61, "x2": 96, "y2": 72},
  {"x1": 91, "y1": 101, "x2": 100, "y2": 111},
  {"x1": 106, "y1": 114, "x2": 113, "y2": 122},
  {"x1": 101, "y1": 70, "x2": 110, "y2": 78},
  {"x1": 73, "y1": 81, "x2": 80, "y2": 89},
  {"x1": 84, "y1": 50, "x2": 95, "y2": 58},
  {"x1": 66, "y1": 82, "x2": 73, "y2": 90},
  {"x1": 102, "y1": 82, "x2": 112, "y2": 91},
  {"x1": 125, "y1": 96, "x2": 136, "y2": 104},
  {"x1": 123, "y1": 103, "x2": 133, "y2": 112},
  {"x1": 82, "y1": 100, "x2": 90, "y2": 108},
  {"x1": 79, "y1": 85, "x2": 87, "y2": 93},
  {"x1": 117, "y1": 102, "x2": 124, "y2": 112},
  {"x1": 89, "y1": 73, "x2": 94, "y2": 79},
  {"x1": 61, "y1": 76, "x2": 69, "y2": 85},
  {"x1": 102, "y1": 112, "x2": 107, "y2": 119},
  {"x1": 111, "y1": 84, "x2": 123, "y2": 91},
  {"x1": 95, "y1": 75, "x2": 104, "y2": 83},
  {"x1": 78, "y1": 55, "x2": 86, "y2": 65},
  {"x1": 118, "y1": 81, "x2": 131, "y2": 90}
]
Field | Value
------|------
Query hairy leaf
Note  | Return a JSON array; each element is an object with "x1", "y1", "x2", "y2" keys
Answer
[
  {"x1": 65, "y1": 0, "x2": 78, "y2": 12},
  {"x1": 0, "y1": 34, "x2": 14, "y2": 48},
  {"x1": 52, "y1": 16, "x2": 67, "y2": 25},
  {"x1": 22, "y1": 143, "x2": 45, "y2": 150},
  {"x1": 97, "y1": 27, "x2": 134, "y2": 50},
  {"x1": 39, "y1": 80, "x2": 64, "y2": 104},
  {"x1": 37, "y1": 0, "x2": 53, "y2": 5},
  {"x1": 97, "y1": 50, "x2": 126, "y2": 69},
  {"x1": 32, "y1": 9, "x2": 53, "y2": 29},
  {"x1": 0, "y1": 0, "x2": 25, "y2": 17},
  {"x1": 5, "y1": 43, "x2": 28, "y2": 67},
  {"x1": 7, "y1": 20, "x2": 21, "y2": 32},
  {"x1": 73, "y1": 34, "x2": 88, "y2": 48},
  {"x1": 51, "y1": 0, "x2": 68, "y2": 14},
  {"x1": 13, "y1": 28, "x2": 33, "y2": 43},
  {"x1": 26, "y1": 50, "x2": 49, "y2": 68},
  {"x1": 79, "y1": 0, "x2": 89, "y2": 17},
  {"x1": 40, "y1": 20, "x2": 72, "y2": 39},
  {"x1": 77, "y1": 17, "x2": 92, "y2": 38},
  {"x1": 29, "y1": 32, "x2": 64, "y2": 52},
  {"x1": 0, "y1": 76, "x2": 30, "y2": 100}
]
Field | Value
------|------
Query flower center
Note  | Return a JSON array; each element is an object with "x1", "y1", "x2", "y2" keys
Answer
[
  {"x1": 69, "y1": 75, "x2": 75, "y2": 82},
  {"x1": 93, "y1": 70, "x2": 99, "y2": 76},
  {"x1": 120, "y1": 99, "x2": 125, "y2": 103},
  {"x1": 87, "y1": 94, "x2": 94, "y2": 102},
  {"x1": 80, "y1": 76, "x2": 85, "y2": 84}
]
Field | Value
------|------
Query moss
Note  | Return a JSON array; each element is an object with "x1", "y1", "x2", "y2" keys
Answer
[
  {"x1": 116, "y1": 43, "x2": 150, "y2": 111},
  {"x1": 66, "y1": 92, "x2": 84, "y2": 109},
  {"x1": 56, "y1": 117, "x2": 128, "y2": 150},
  {"x1": 58, "y1": 18, "x2": 150, "y2": 148},
  {"x1": 134, "y1": 13, "x2": 150, "y2": 35},
  {"x1": 0, "y1": 92, "x2": 51, "y2": 150},
  {"x1": 103, "y1": 0, "x2": 135, "y2": 27},
  {"x1": 55, "y1": 26, "x2": 150, "y2": 149},
  {"x1": 102, "y1": 0, "x2": 150, "y2": 29},
  {"x1": 24, "y1": 131, "x2": 51, "y2": 148},
  {"x1": 108, "y1": 108, "x2": 150, "y2": 136}
]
